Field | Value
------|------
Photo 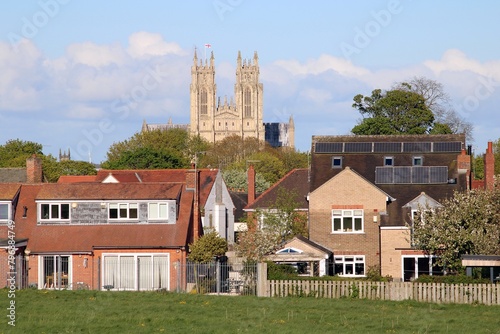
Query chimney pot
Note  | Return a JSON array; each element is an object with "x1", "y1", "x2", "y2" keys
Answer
[{"x1": 248, "y1": 165, "x2": 256, "y2": 205}]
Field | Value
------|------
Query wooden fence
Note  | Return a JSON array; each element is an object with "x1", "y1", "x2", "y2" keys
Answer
[{"x1": 268, "y1": 280, "x2": 500, "y2": 305}]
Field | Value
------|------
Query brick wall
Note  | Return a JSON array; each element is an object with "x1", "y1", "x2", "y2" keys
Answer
[
  {"x1": 26, "y1": 155, "x2": 43, "y2": 183},
  {"x1": 380, "y1": 227, "x2": 411, "y2": 281},
  {"x1": 30, "y1": 249, "x2": 187, "y2": 290},
  {"x1": 309, "y1": 168, "x2": 388, "y2": 272}
]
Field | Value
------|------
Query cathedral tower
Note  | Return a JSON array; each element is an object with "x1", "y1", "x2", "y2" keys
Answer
[
  {"x1": 190, "y1": 49, "x2": 217, "y2": 142},
  {"x1": 190, "y1": 50, "x2": 264, "y2": 143}
]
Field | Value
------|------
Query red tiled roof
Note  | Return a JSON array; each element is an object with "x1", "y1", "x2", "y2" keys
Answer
[
  {"x1": 57, "y1": 175, "x2": 97, "y2": 183},
  {"x1": 245, "y1": 169, "x2": 310, "y2": 210},
  {"x1": 0, "y1": 183, "x2": 22, "y2": 200},
  {"x1": 94, "y1": 169, "x2": 218, "y2": 206},
  {"x1": 36, "y1": 183, "x2": 183, "y2": 200},
  {"x1": 2, "y1": 183, "x2": 195, "y2": 253}
]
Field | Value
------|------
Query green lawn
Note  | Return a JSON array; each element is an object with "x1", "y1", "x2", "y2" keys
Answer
[{"x1": 2, "y1": 289, "x2": 500, "y2": 334}]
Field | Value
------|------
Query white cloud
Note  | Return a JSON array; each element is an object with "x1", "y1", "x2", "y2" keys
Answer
[
  {"x1": 299, "y1": 88, "x2": 333, "y2": 104},
  {"x1": 274, "y1": 54, "x2": 370, "y2": 77},
  {"x1": 66, "y1": 104, "x2": 105, "y2": 119},
  {"x1": 127, "y1": 31, "x2": 186, "y2": 58},
  {"x1": 66, "y1": 42, "x2": 129, "y2": 68},
  {"x1": 425, "y1": 49, "x2": 500, "y2": 80}
]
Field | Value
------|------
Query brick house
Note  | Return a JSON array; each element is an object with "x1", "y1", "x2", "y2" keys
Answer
[
  {"x1": 0, "y1": 161, "x2": 229, "y2": 290},
  {"x1": 59, "y1": 168, "x2": 236, "y2": 243},
  {"x1": 309, "y1": 134, "x2": 471, "y2": 281},
  {"x1": 243, "y1": 168, "x2": 334, "y2": 276}
]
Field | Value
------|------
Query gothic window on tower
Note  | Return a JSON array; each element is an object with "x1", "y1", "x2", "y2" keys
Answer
[
  {"x1": 244, "y1": 87, "x2": 252, "y2": 118},
  {"x1": 200, "y1": 90, "x2": 208, "y2": 115}
]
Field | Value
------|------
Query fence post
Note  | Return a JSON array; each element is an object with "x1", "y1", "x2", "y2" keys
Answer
[{"x1": 257, "y1": 262, "x2": 268, "y2": 297}]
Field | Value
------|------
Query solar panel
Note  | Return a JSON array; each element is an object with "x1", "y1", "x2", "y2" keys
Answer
[
  {"x1": 394, "y1": 167, "x2": 412, "y2": 183},
  {"x1": 344, "y1": 142, "x2": 372, "y2": 153},
  {"x1": 403, "y1": 142, "x2": 432, "y2": 152},
  {"x1": 315, "y1": 142, "x2": 343, "y2": 153},
  {"x1": 412, "y1": 166, "x2": 429, "y2": 183},
  {"x1": 433, "y1": 142, "x2": 462, "y2": 152},
  {"x1": 376, "y1": 166, "x2": 449, "y2": 184},
  {"x1": 429, "y1": 166, "x2": 448, "y2": 183},
  {"x1": 375, "y1": 167, "x2": 393, "y2": 183},
  {"x1": 373, "y1": 142, "x2": 402, "y2": 153}
]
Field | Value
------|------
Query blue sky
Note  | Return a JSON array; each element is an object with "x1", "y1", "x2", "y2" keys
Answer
[{"x1": 0, "y1": 0, "x2": 499, "y2": 162}]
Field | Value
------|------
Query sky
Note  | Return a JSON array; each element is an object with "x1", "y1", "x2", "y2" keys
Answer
[{"x1": 0, "y1": 0, "x2": 499, "y2": 163}]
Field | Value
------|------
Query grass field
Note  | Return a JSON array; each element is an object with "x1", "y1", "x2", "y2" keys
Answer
[{"x1": 2, "y1": 289, "x2": 500, "y2": 334}]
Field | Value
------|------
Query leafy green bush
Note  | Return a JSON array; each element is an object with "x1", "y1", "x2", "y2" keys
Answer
[
  {"x1": 266, "y1": 261, "x2": 299, "y2": 280},
  {"x1": 365, "y1": 265, "x2": 393, "y2": 282}
]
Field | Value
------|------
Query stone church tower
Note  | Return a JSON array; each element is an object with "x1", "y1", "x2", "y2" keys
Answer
[{"x1": 190, "y1": 50, "x2": 265, "y2": 143}]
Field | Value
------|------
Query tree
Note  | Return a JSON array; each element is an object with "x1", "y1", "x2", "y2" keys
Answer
[
  {"x1": 42, "y1": 157, "x2": 97, "y2": 182},
  {"x1": 188, "y1": 231, "x2": 228, "y2": 263},
  {"x1": 102, "y1": 147, "x2": 186, "y2": 170},
  {"x1": 412, "y1": 189, "x2": 500, "y2": 273},
  {"x1": 470, "y1": 139, "x2": 500, "y2": 180},
  {"x1": 259, "y1": 188, "x2": 308, "y2": 241},
  {"x1": 0, "y1": 139, "x2": 43, "y2": 167},
  {"x1": 103, "y1": 128, "x2": 210, "y2": 169},
  {"x1": 222, "y1": 169, "x2": 270, "y2": 193},
  {"x1": 228, "y1": 151, "x2": 286, "y2": 185},
  {"x1": 202, "y1": 135, "x2": 262, "y2": 169},
  {"x1": 235, "y1": 189, "x2": 308, "y2": 261},
  {"x1": 0, "y1": 139, "x2": 96, "y2": 182},
  {"x1": 393, "y1": 77, "x2": 473, "y2": 141},
  {"x1": 351, "y1": 89, "x2": 439, "y2": 135}
]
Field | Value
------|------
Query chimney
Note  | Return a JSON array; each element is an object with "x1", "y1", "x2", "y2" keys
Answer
[
  {"x1": 186, "y1": 166, "x2": 201, "y2": 241},
  {"x1": 484, "y1": 141, "x2": 495, "y2": 190},
  {"x1": 247, "y1": 165, "x2": 256, "y2": 206},
  {"x1": 26, "y1": 154, "x2": 42, "y2": 183},
  {"x1": 185, "y1": 164, "x2": 196, "y2": 190},
  {"x1": 457, "y1": 148, "x2": 471, "y2": 172}
]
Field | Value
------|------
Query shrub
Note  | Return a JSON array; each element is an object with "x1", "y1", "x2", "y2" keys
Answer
[{"x1": 267, "y1": 261, "x2": 299, "y2": 280}]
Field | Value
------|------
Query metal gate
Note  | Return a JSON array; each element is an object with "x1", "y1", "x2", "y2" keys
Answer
[{"x1": 176, "y1": 261, "x2": 258, "y2": 295}]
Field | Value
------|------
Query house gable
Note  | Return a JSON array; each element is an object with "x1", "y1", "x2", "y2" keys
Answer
[
  {"x1": 309, "y1": 167, "x2": 393, "y2": 212},
  {"x1": 403, "y1": 192, "x2": 442, "y2": 211},
  {"x1": 309, "y1": 167, "x2": 391, "y2": 276}
]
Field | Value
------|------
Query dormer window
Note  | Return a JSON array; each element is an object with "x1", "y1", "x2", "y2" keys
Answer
[
  {"x1": 148, "y1": 203, "x2": 168, "y2": 220},
  {"x1": 40, "y1": 203, "x2": 70, "y2": 221},
  {"x1": 109, "y1": 203, "x2": 138, "y2": 220}
]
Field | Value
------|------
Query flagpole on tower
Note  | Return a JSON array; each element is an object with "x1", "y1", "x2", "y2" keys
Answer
[{"x1": 204, "y1": 43, "x2": 211, "y2": 61}]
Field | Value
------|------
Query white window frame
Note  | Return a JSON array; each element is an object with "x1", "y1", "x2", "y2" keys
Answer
[
  {"x1": 384, "y1": 156, "x2": 394, "y2": 166},
  {"x1": 101, "y1": 253, "x2": 170, "y2": 291},
  {"x1": 39, "y1": 203, "x2": 70, "y2": 221},
  {"x1": 38, "y1": 255, "x2": 72, "y2": 289},
  {"x1": 0, "y1": 202, "x2": 11, "y2": 222},
  {"x1": 413, "y1": 156, "x2": 423, "y2": 166},
  {"x1": 332, "y1": 209, "x2": 364, "y2": 233},
  {"x1": 108, "y1": 202, "x2": 138, "y2": 220},
  {"x1": 148, "y1": 202, "x2": 169, "y2": 220},
  {"x1": 334, "y1": 255, "x2": 365, "y2": 277}
]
